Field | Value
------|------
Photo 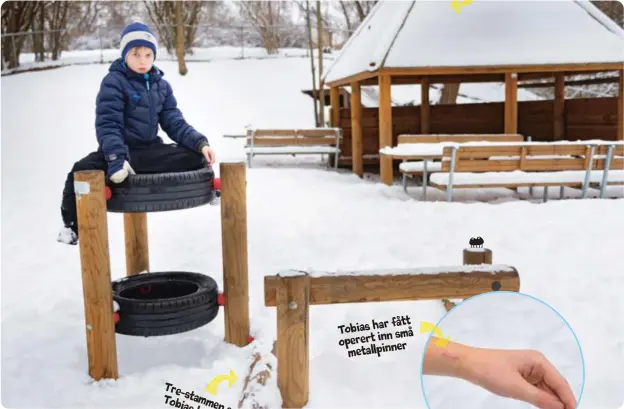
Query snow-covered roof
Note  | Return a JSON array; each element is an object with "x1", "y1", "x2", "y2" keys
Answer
[{"x1": 323, "y1": 0, "x2": 624, "y2": 85}]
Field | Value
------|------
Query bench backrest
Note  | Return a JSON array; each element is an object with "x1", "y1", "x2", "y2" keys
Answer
[
  {"x1": 246, "y1": 128, "x2": 341, "y2": 147},
  {"x1": 398, "y1": 134, "x2": 524, "y2": 145},
  {"x1": 440, "y1": 142, "x2": 624, "y2": 173}
]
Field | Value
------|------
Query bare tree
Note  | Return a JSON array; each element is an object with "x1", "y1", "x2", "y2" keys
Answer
[
  {"x1": 1, "y1": 1, "x2": 38, "y2": 69},
  {"x1": 316, "y1": 0, "x2": 325, "y2": 126},
  {"x1": 144, "y1": 0, "x2": 207, "y2": 55},
  {"x1": 175, "y1": 0, "x2": 187, "y2": 75},
  {"x1": 236, "y1": 1, "x2": 290, "y2": 54},
  {"x1": 305, "y1": 0, "x2": 319, "y2": 126}
]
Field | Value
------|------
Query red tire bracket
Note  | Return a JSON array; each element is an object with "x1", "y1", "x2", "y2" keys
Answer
[
  {"x1": 113, "y1": 312, "x2": 120, "y2": 323},
  {"x1": 217, "y1": 292, "x2": 225, "y2": 306}
]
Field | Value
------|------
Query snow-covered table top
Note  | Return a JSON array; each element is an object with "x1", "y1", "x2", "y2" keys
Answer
[{"x1": 380, "y1": 140, "x2": 624, "y2": 158}]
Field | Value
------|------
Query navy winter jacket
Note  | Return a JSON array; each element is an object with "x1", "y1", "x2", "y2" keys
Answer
[{"x1": 95, "y1": 58, "x2": 209, "y2": 177}]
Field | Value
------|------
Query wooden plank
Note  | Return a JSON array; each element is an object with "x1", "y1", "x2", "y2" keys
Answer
[
  {"x1": 249, "y1": 129, "x2": 339, "y2": 137},
  {"x1": 330, "y1": 87, "x2": 340, "y2": 128},
  {"x1": 505, "y1": 73, "x2": 518, "y2": 134},
  {"x1": 397, "y1": 134, "x2": 523, "y2": 144},
  {"x1": 446, "y1": 144, "x2": 591, "y2": 158},
  {"x1": 432, "y1": 181, "x2": 589, "y2": 189},
  {"x1": 247, "y1": 137, "x2": 337, "y2": 146},
  {"x1": 378, "y1": 74, "x2": 393, "y2": 185},
  {"x1": 264, "y1": 267, "x2": 520, "y2": 306},
  {"x1": 451, "y1": 159, "x2": 588, "y2": 172},
  {"x1": 421, "y1": 76, "x2": 430, "y2": 133},
  {"x1": 350, "y1": 81, "x2": 363, "y2": 177},
  {"x1": 619, "y1": 69, "x2": 624, "y2": 141}
]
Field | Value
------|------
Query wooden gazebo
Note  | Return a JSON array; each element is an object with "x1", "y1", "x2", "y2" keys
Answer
[{"x1": 321, "y1": 0, "x2": 624, "y2": 185}]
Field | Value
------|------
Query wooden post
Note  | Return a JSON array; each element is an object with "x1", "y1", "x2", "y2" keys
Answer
[
  {"x1": 379, "y1": 74, "x2": 393, "y2": 186},
  {"x1": 276, "y1": 272, "x2": 310, "y2": 409},
  {"x1": 123, "y1": 213, "x2": 149, "y2": 276},
  {"x1": 220, "y1": 162, "x2": 250, "y2": 347},
  {"x1": 442, "y1": 247, "x2": 494, "y2": 312},
  {"x1": 505, "y1": 72, "x2": 518, "y2": 134},
  {"x1": 554, "y1": 74, "x2": 565, "y2": 141},
  {"x1": 329, "y1": 86, "x2": 341, "y2": 168},
  {"x1": 463, "y1": 248, "x2": 493, "y2": 265},
  {"x1": 421, "y1": 76, "x2": 430, "y2": 134},
  {"x1": 618, "y1": 69, "x2": 624, "y2": 141},
  {"x1": 74, "y1": 170, "x2": 118, "y2": 381},
  {"x1": 350, "y1": 81, "x2": 363, "y2": 177}
]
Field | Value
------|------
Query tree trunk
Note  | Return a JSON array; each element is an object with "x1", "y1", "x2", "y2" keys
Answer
[
  {"x1": 316, "y1": 0, "x2": 325, "y2": 126},
  {"x1": 439, "y1": 83, "x2": 460, "y2": 104},
  {"x1": 305, "y1": 0, "x2": 319, "y2": 126},
  {"x1": 175, "y1": 0, "x2": 187, "y2": 75}
]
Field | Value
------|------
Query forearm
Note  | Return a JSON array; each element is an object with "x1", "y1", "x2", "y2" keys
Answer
[{"x1": 422, "y1": 338, "x2": 473, "y2": 379}]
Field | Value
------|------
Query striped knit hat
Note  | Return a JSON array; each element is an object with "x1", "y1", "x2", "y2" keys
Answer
[{"x1": 120, "y1": 21, "x2": 158, "y2": 61}]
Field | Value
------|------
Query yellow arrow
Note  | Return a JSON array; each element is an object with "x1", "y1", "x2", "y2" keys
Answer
[
  {"x1": 450, "y1": 0, "x2": 473, "y2": 14},
  {"x1": 420, "y1": 321, "x2": 451, "y2": 348},
  {"x1": 205, "y1": 369, "x2": 238, "y2": 396}
]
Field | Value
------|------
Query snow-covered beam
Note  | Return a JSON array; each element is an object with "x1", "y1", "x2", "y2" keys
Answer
[{"x1": 263, "y1": 264, "x2": 520, "y2": 307}]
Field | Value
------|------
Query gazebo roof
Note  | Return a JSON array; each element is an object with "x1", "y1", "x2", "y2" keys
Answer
[{"x1": 323, "y1": 0, "x2": 624, "y2": 86}]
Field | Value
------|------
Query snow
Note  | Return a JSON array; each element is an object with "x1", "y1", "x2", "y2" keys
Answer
[
  {"x1": 323, "y1": 0, "x2": 624, "y2": 83},
  {"x1": 289, "y1": 264, "x2": 517, "y2": 277},
  {"x1": 400, "y1": 161, "x2": 443, "y2": 173},
  {"x1": 246, "y1": 146, "x2": 339, "y2": 154},
  {"x1": 430, "y1": 169, "x2": 624, "y2": 186},
  {"x1": 2, "y1": 50, "x2": 624, "y2": 409}
]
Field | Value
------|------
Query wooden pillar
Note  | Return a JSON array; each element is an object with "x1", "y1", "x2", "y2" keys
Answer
[
  {"x1": 350, "y1": 81, "x2": 363, "y2": 178},
  {"x1": 554, "y1": 74, "x2": 565, "y2": 141},
  {"x1": 123, "y1": 213, "x2": 149, "y2": 276},
  {"x1": 74, "y1": 170, "x2": 118, "y2": 381},
  {"x1": 505, "y1": 73, "x2": 518, "y2": 134},
  {"x1": 379, "y1": 74, "x2": 393, "y2": 185},
  {"x1": 421, "y1": 76, "x2": 430, "y2": 134},
  {"x1": 618, "y1": 69, "x2": 624, "y2": 141},
  {"x1": 330, "y1": 86, "x2": 340, "y2": 127},
  {"x1": 276, "y1": 272, "x2": 310, "y2": 409},
  {"x1": 220, "y1": 162, "x2": 250, "y2": 347}
]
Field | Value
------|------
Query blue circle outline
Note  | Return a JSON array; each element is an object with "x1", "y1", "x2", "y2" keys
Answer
[{"x1": 418, "y1": 291, "x2": 585, "y2": 409}]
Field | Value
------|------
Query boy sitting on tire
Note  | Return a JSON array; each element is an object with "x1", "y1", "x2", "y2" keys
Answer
[{"x1": 58, "y1": 21, "x2": 216, "y2": 245}]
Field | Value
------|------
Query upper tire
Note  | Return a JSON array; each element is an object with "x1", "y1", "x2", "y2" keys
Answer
[{"x1": 106, "y1": 167, "x2": 216, "y2": 213}]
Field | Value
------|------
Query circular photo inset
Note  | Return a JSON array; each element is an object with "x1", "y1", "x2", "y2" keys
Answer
[{"x1": 419, "y1": 291, "x2": 584, "y2": 409}]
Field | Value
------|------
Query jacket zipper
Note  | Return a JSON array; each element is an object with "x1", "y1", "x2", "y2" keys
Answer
[{"x1": 144, "y1": 73, "x2": 153, "y2": 138}]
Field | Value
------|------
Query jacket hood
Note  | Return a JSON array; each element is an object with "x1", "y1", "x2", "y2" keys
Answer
[{"x1": 109, "y1": 58, "x2": 164, "y2": 82}]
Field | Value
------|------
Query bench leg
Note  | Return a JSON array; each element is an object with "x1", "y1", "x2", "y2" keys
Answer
[
  {"x1": 402, "y1": 173, "x2": 408, "y2": 193},
  {"x1": 543, "y1": 186, "x2": 549, "y2": 203},
  {"x1": 422, "y1": 161, "x2": 428, "y2": 202},
  {"x1": 529, "y1": 186, "x2": 533, "y2": 197},
  {"x1": 247, "y1": 152, "x2": 252, "y2": 168},
  {"x1": 334, "y1": 151, "x2": 339, "y2": 169},
  {"x1": 559, "y1": 186, "x2": 564, "y2": 200}
]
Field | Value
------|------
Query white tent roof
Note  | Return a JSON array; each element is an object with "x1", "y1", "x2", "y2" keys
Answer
[{"x1": 323, "y1": 0, "x2": 624, "y2": 84}]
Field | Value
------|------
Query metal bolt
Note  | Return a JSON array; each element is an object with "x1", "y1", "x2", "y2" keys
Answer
[
  {"x1": 86, "y1": 324, "x2": 92, "y2": 330},
  {"x1": 288, "y1": 301, "x2": 297, "y2": 309}
]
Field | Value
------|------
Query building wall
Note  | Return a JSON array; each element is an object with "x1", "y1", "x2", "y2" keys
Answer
[{"x1": 336, "y1": 97, "x2": 619, "y2": 164}]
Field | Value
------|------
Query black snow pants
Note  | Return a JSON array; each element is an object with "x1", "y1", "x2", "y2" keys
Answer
[{"x1": 61, "y1": 143, "x2": 206, "y2": 230}]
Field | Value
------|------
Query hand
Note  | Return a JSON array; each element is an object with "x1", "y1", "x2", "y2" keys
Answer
[
  {"x1": 201, "y1": 145, "x2": 216, "y2": 165},
  {"x1": 423, "y1": 339, "x2": 577, "y2": 409},
  {"x1": 110, "y1": 160, "x2": 135, "y2": 183}
]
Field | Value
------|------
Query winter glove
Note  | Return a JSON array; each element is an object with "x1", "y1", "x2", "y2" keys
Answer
[{"x1": 110, "y1": 160, "x2": 135, "y2": 184}]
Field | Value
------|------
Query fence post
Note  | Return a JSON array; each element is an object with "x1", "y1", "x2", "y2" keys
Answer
[
  {"x1": 74, "y1": 170, "x2": 118, "y2": 380},
  {"x1": 220, "y1": 162, "x2": 250, "y2": 346},
  {"x1": 276, "y1": 271, "x2": 310, "y2": 409},
  {"x1": 442, "y1": 245, "x2": 494, "y2": 312}
]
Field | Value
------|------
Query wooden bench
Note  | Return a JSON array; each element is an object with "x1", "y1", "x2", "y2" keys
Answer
[
  {"x1": 428, "y1": 141, "x2": 624, "y2": 202},
  {"x1": 245, "y1": 128, "x2": 342, "y2": 168},
  {"x1": 385, "y1": 134, "x2": 525, "y2": 194}
]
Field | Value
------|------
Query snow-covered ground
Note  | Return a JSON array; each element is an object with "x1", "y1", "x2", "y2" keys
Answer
[{"x1": 2, "y1": 51, "x2": 624, "y2": 409}]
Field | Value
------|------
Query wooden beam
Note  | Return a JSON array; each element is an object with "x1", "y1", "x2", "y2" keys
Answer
[
  {"x1": 378, "y1": 74, "x2": 393, "y2": 185},
  {"x1": 264, "y1": 265, "x2": 520, "y2": 307},
  {"x1": 619, "y1": 69, "x2": 624, "y2": 141},
  {"x1": 519, "y1": 76, "x2": 619, "y2": 88},
  {"x1": 350, "y1": 81, "x2": 363, "y2": 177},
  {"x1": 324, "y1": 70, "x2": 379, "y2": 87},
  {"x1": 421, "y1": 76, "x2": 430, "y2": 133},
  {"x1": 554, "y1": 74, "x2": 565, "y2": 141},
  {"x1": 505, "y1": 73, "x2": 518, "y2": 134}
]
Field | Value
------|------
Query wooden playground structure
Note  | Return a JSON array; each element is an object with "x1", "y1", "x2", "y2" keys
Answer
[{"x1": 74, "y1": 163, "x2": 520, "y2": 408}]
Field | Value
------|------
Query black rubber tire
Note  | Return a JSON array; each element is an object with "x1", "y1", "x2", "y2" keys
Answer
[
  {"x1": 106, "y1": 167, "x2": 216, "y2": 213},
  {"x1": 112, "y1": 271, "x2": 220, "y2": 337}
]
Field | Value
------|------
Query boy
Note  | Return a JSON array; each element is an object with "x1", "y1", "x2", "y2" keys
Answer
[{"x1": 57, "y1": 21, "x2": 216, "y2": 245}]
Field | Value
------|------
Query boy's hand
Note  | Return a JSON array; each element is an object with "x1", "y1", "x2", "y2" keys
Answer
[
  {"x1": 110, "y1": 161, "x2": 135, "y2": 183},
  {"x1": 201, "y1": 145, "x2": 216, "y2": 165}
]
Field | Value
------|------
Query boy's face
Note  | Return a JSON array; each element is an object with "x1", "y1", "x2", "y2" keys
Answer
[{"x1": 126, "y1": 46, "x2": 154, "y2": 74}]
